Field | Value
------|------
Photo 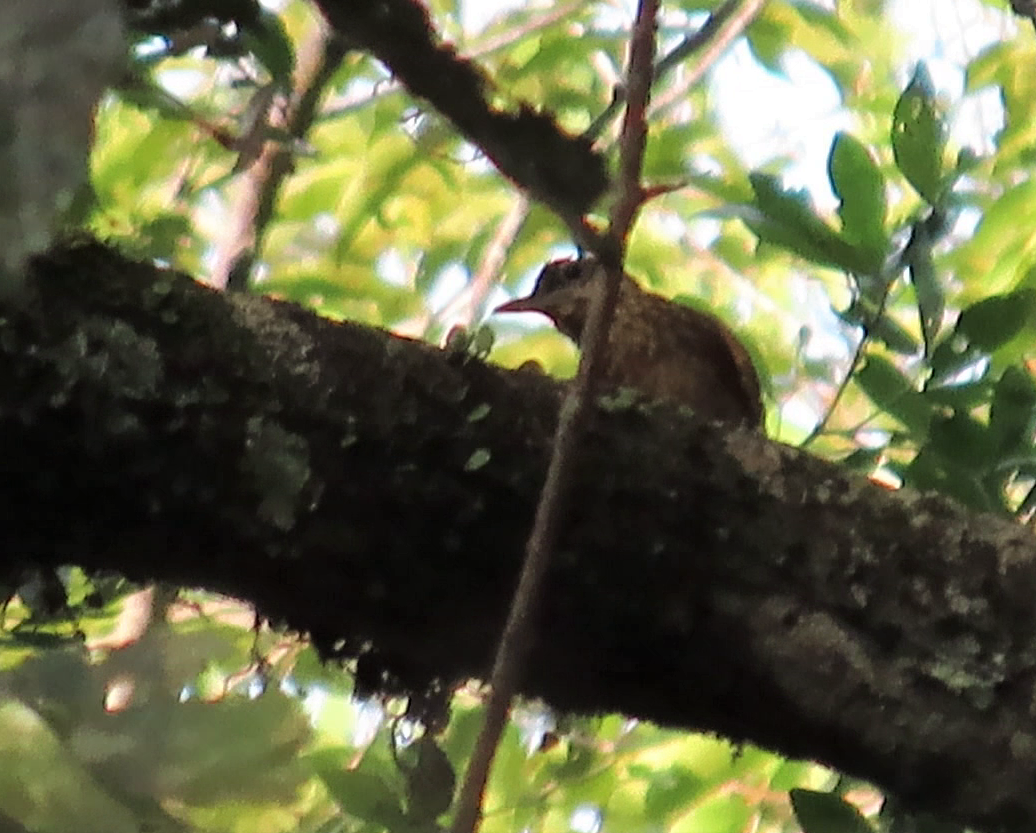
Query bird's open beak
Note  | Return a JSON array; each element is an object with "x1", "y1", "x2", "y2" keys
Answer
[{"x1": 494, "y1": 296, "x2": 542, "y2": 314}]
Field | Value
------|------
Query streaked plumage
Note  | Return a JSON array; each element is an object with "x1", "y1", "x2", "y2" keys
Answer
[{"x1": 496, "y1": 257, "x2": 763, "y2": 428}]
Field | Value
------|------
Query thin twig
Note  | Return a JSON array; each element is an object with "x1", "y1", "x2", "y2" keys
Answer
[
  {"x1": 467, "y1": 196, "x2": 529, "y2": 323},
  {"x1": 448, "y1": 4, "x2": 659, "y2": 832},
  {"x1": 583, "y1": 0, "x2": 762, "y2": 142},
  {"x1": 656, "y1": 0, "x2": 761, "y2": 78},
  {"x1": 609, "y1": 0, "x2": 657, "y2": 241},
  {"x1": 647, "y1": 0, "x2": 766, "y2": 121},
  {"x1": 435, "y1": 194, "x2": 531, "y2": 329},
  {"x1": 210, "y1": 21, "x2": 347, "y2": 290},
  {"x1": 465, "y1": 1, "x2": 585, "y2": 57},
  {"x1": 800, "y1": 279, "x2": 894, "y2": 449},
  {"x1": 801, "y1": 205, "x2": 949, "y2": 449},
  {"x1": 800, "y1": 319, "x2": 874, "y2": 449}
]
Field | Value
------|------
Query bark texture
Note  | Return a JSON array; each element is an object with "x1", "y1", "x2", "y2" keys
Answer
[{"x1": 4, "y1": 241, "x2": 1036, "y2": 831}]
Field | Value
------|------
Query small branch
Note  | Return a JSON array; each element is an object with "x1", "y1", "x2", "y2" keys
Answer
[
  {"x1": 609, "y1": 0, "x2": 659, "y2": 242},
  {"x1": 583, "y1": 0, "x2": 764, "y2": 142},
  {"x1": 449, "y1": 4, "x2": 659, "y2": 832},
  {"x1": 210, "y1": 21, "x2": 347, "y2": 290},
  {"x1": 656, "y1": 0, "x2": 763, "y2": 79},
  {"x1": 802, "y1": 207, "x2": 951, "y2": 448},
  {"x1": 315, "y1": 0, "x2": 609, "y2": 218},
  {"x1": 435, "y1": 194, "x2": 531, "y2": 329},
  {"x1": 799, "y1": 318, "x2": 874, "y2": 449},
  {"x1": 466, "y1": 196, "x2": 529, "y2": 323},
  {"x1": 801, "y1": 277, "x2": 895, "y2": 449},
  {"x1": 465, "y1": 2, "x2": 584, "y2": 57},
  {"x1": 647, "y1": 0, "x2": 766, "y2": 121}
]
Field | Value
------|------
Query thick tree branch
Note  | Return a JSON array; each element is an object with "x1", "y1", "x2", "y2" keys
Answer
[
  {"x1": 5, "y1": 241, "x2": 1036, "y2": 831},
  {"x1": 311, "y1": 0, "x2": 608, "y2": 218}
]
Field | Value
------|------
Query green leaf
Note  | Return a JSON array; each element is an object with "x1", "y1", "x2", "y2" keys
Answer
[
  {"x1": 749, "y1": 173, "x2": 836, "y2": 243},
  {"x1": 891, "y1": 63, "x2": 948, "y2": 205},
  {"x1": 839, "y1": 447, "x2": 883, "y2": 473},
  {"x1": 837, "y1": 300, "x2": 919, "y2": 355},
  {"x1": 966, "y1": 40, "x2": 1036, "y2": 162},
  {"x1": 791, "y1": 789, "x2": 875, "y2": 833},
  {"x1": 951, "y1": 181, "x2": 1036, "y2": 290},
  {"x1": 927, "y1": 336, "x2": 984, "y2": 387},
  {"x1": 542, "y1": 739, "x2": 600, "y2": 782},
  {"x1": 989, "y1": 366, "x2": 1036, "y2": 457},
  {"x1": 927, "y1": 413, "x2": 993, "y2": 472},
  {"x1": 736, "y1": 173, "x2": 874, "y2": 274},
  {"x1": 643, "y1": 766, "x2": 707, "y2": 822},
  {"x1": 868, "y1": 313, "x2": 921, "y2": 355},
  {"x1": 901, "y1": 446, "x2": 994, "y2": 511},
  {"x1": 685, "y1": 171, "x2": 754, "y2": 204},
  {"x1": 746, "y1": 16, "x2": 787, "y2": 73},
  {"x1": 924, "y1": 380, "x2": 991, "y2": 412},
  {"x1": 0, "y1": 700, "x2": 141, "y2": 833},
  {"x1": 966, "y1": 41, "x2": 1018, "y2": 93},
  {"x1": 307, "y1": 748, "x2": 407, "y2": 829},
  {"x1": 241, "y1": 10, "x2": 296, "y2": 85},
  {"x1": 828, "y1": 132, "x2": 888, "y2": 273},
  {"x1": 956, "y1": 289, "x2": 1036, "y2": 352},
  {"x1": 677, "y1": 792, "x2": 752, "y2": 833},
  {"x1": 855, "y1": 354, "x2": 932, "y2": 437},
  {"x1": 905, "y1": 223, "x2": 944, "y2": 353},
  {"x1": 404, "y1": 737, "x2": 456, "y2": 822}
]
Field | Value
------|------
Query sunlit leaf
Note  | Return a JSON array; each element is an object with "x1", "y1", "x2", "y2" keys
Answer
[
  {"x1": 0, "y1": 701, "x2": 140, "y2": 833},
  {"x1": 966, "y1": 40, "x2": 1036, "y2": 166},
  {"x1": 671, "y1": 792, "x2": 752, "y2": 833},
  {"x1": 746, "y1": 13, "x2": 788, "y2": 73},
  {"x1": 837, "y1": 300, "x2": 919, "y2": 355},
  {"x1": 951, "y1": 181, "x2": 1036, "y2": 293},
  {"x1": 856, "y1": 354, "x2": 932, "y2": 437},
  {"x1": 828, "y1": 132, "x2": 888, "y2": 274},
  {"x1": 643, "y1": 766, "x2": 708, "y2": 823},
  {"x1": 732, "y1": 173, "x2": 875, "y2": 274},
  {"x1": 989, "y1": 366, "x2": 1036, "y2": 457},
  {"x1": 924, "y1": 379, "x2": 991, "y2": 412},
  {"x1": 956, "y1": 289, "x2": 1036, "y2": 352},
  {"x1": 308, "y1": 748, "x2": 407, "y2": 829},
  {"x1": 891, "y1": 64, "x2": 948, "y2": 205},
  {"x1": 927, "y1": 335, "x2": 984, "y2": 387}
]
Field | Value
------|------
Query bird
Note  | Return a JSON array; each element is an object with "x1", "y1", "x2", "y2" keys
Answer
[{"x1": 495, "y1": 257, "x2": 764, "y2": 428}]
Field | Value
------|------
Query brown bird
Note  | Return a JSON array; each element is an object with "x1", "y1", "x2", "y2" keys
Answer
[{"x1": 495, "y1": 257, "x2": 764, "y2": 428}]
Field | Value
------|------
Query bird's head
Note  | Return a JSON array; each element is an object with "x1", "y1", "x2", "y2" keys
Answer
[{"x1": 495, "y1": 257, "x2": 600, "y2": 342}]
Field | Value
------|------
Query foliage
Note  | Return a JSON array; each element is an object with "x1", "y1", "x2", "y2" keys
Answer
[{"x1": 4, "y1": 0, "x2": 1036, "y2": 831}]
